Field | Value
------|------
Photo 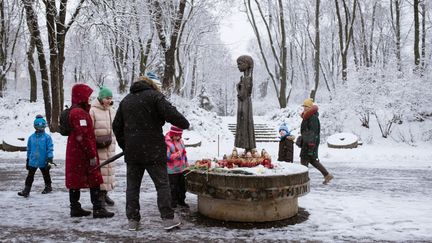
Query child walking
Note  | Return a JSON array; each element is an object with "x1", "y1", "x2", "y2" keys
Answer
[
  {"x1": 18, "y1": 115, "x2": 54, "y2": 197},
  {"x1": 165, "y1": 126, "x2": 189, "y2": 208},
  {"x1": 277, "y1": 123, "x2": 295, "y2": 163}
]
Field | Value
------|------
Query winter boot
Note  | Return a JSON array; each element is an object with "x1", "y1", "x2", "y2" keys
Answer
[
  {"x1": 69, "y1": 189, "x2": 91, "y2": 217},
  {"x1": 18, "y1": 186, "x2": 31, "y2": 198},
  {"x1": 70, "y1": 205, "x2": 92, "y2": 217},
  {"x1": 41, "y1": 185, "x2": 52, "y2": 194},
  {"x1": 93, "y1": 208, "x2": 115, "y2": 218},
  {"x1": 105, "y1": 193, "x2": 115, "y2": 206},
  {"x1": 323, "y1": 174, "x2": 334, "y2": 185}
]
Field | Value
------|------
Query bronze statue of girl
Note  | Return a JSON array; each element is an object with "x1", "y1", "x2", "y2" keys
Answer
[{"x1": 235, "y1": 55, "x2": 256, "y2": 151}]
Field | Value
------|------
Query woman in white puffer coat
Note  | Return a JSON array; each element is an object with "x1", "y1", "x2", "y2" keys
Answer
[{"x1": 90, "y1": 86, "x2": 117, "y2": 206}]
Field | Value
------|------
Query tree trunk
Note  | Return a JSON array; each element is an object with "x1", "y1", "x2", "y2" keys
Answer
[
  {"x1": 312, "y1": 0, "x2": 321, "y2": 101},
  {"x1": 190, "y1": 54, "x2": 197, "y2": 98},
  {"x1": 420, "y1": 1, "x2": 426, "y2": 70},
  {"x1": 27, "y1": 35, "x2": 37, "y2": 102},
  {"x1": 394, "y1": 0, "x2": 402, "y2": 71},
  {"x1": 278, "y1": 0, "x2": 287, "y2": 108},
  {"x1": 0, "y1": 0, "x2": 6, "y2": 97},
  {"x1": 334, "y1": 0, "x2": 357, "y2": 83},
  {"x1": 44, "y1": 0, "x2": 60, "y2": 132},
  {"x1": 413, "y1": 0, "x2": 420, "y2": 67},
  {"x1": 23, "y1": 0, "x2": 52, "y2": 124},
  {"x1": 56, "y1": 0, "x2": 67, "y2": 110}
]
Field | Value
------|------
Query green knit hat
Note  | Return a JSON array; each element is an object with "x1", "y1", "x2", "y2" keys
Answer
[{"x1": 98, "y1": 86, "x2": 113, "y2": 99}]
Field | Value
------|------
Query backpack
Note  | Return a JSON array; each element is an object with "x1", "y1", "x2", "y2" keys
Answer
[{"x1": 59, "y1": 106, "x2": 73, "y2": 136}]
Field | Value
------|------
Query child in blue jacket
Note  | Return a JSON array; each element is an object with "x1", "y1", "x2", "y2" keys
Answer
[{"x1": 18, "y1": 115, "x2": 54, "y2": 197}]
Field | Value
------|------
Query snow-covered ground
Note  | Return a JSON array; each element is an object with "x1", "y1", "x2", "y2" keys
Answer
[{"x1": 1, "y1": 97, "x2": 432, "y2": 242}]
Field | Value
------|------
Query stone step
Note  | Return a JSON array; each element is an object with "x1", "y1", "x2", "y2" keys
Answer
[
  {"x1": 231, "y1": 134, "x2": 278, "y2": 137},
  {"x1": 256, "y1": 139, "x2": 279, "y2": 143},
  {"x1": 229, "y1": 129, "x2": 277, "y2": 133},
  {"x1": 228, "y1": 123, "x2": 279, "y2": 142},
  {"x1": 228, "y1": 125, "x2": 273, "y2": 128}
]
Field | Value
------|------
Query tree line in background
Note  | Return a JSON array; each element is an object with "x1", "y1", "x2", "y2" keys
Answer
[
  {"x1": 244, "y1": 0, "x2": 431, "y2": 138},
  {"x1": 0, "y1": 0, "x2": 431, "y2": 138}
]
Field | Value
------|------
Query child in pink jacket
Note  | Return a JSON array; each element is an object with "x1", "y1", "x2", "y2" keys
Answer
[{"x1": 165, "y1": 126, "x2": 189, "y2": 208}]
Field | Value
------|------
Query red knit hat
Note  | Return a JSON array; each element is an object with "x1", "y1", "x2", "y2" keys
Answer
[{"x1": 169, "y1": 126, "x2": 183, "y2": 137}]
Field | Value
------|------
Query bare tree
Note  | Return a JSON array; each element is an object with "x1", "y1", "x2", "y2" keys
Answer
[
  {"x1": 334, "y1": 0, "x2": 357, "y2": 83},
  {"x1": 148, "y1": 0, "x2": 187, "y2": 92},
  {"x1": 420, "y1": 0, "x2": 426, "y2": 70},
  {"x1": 0, "y1": 0, "x2": 23, "y2": 97},
  {"x1": 390, "y1": 0, "x2": 402, "y2": 71},
  {"x1": 21, "y1": 0, "x2": 85, "y2": 130},
  {"x1": 245, "y1": 0, "x2": 289, "y2": 108},
  {"x1": 22, "y1": 0, "x2": 51, "y2": 124},
  {"x1": 312, "y1": 0, "x2": 321, "y2": 100},
  {"x1": 413, "y1": 0, "x2": 420, "y2": 68}
]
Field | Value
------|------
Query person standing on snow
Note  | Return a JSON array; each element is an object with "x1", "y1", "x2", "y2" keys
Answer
[
  {"x1": 90, "y1": 86, "x2": 117, "y2": 207},
  {"x1": 18, "y1": 115, "x2": 54, "y2": 197},
  {"x1": 165, "y1": 125, "x2": 189, "y2": 209},
  {"x1": 66, "y1": 83, "x2": 114, "y2": 218},
  {"x1": 113, "y1": 75, "x2": 190, "y2": 231},
  {"x1": 277, "y1": 123, "x2": 295, "y2": 163},
  {"x1": 299, "y1": 98, "x2": 333, "y2": 185}
]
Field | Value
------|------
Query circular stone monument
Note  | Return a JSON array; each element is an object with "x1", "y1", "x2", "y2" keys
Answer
[
  {"x1": 186, "y1": 163, "x2": 309, "y2": 222},
  {"x1": 327, "y1": 132, "x2": 359, "y2": 149}
]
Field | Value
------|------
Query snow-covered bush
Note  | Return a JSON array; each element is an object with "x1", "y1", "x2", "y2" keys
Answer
[{"x1": 169, "y1": 95, "x2": 229, "y2": 141}]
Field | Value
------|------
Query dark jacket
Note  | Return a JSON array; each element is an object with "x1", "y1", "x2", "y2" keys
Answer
[
  {"x1": 300, "y1": 105, "x2": 320, "y2": 159},
  {"x1": 112, "y1": 81, "x2": 190, "y2": 164},
  {"x1": 278, "y1": 137, "x2": 294, "y2": 162}
]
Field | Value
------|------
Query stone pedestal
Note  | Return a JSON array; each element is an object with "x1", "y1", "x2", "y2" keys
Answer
[
  {"x1": 186, "y1": 164, "x2": 309, "y2": 222},
  {"x1": 198, "y1": 195, "x2": 299, "y2": 222}
]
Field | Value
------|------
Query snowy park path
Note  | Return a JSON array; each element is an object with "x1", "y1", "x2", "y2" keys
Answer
[{"x1": 1, "y1": 158, "x2": 431, "y2": 242}]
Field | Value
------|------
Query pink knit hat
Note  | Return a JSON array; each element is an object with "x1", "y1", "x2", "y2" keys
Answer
[{"x1": 169, "y1": 126, "x2": 183, "y2": 137}]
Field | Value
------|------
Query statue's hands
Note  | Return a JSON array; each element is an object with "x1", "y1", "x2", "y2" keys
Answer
[{"x1": 237, "y1": 95, "x2": 243, "y2": 101}]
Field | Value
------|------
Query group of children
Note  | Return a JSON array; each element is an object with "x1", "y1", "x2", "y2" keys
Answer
[{"x1": 16, "y1": 114, "x2": 190, "y2": 210}]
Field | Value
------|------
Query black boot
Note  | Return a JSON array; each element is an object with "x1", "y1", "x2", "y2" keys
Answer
[
  {"x1": 42, "y1": 185, "x2": 52, "y2": 194},
  {"x1": 70, "y1": 189, "x2": 91, "y2": 217},
  {"x1": 93, "y1": 208, "x2": 115, "y2": 218},
  {"x1": 90, "y1": 187, "x2": 114, "y2": 218},
  {"x1": 70, "y1": 205, "x2": 92, "y2": 217},
  {"x1": 41, "y1": 168, "x2": 52, "y2": 194},
  {"x1": 18, "y1": 186, "x2": 31, "y2": 198},
  {"x1": 105, "y1": 193, "x2": 115, "y2": 206}
]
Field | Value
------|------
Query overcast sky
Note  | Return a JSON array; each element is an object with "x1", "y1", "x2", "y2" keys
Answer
[{"x1": 218, "y1": 5, "x2": 254, "y2": 60}]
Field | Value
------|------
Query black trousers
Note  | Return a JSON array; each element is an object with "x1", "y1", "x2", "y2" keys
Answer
[
  {"x1": 168, "y1": 172, "x2": 187, "y2": 206},
  {"x1": 25, "y1": 166, "x2": 51, "y2": 188},
  {"x1": 126, "y1": 163, "x2": 173, "y2": 221}
]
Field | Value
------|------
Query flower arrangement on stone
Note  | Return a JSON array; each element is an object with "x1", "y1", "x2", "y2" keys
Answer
[{"x1": 216, "y1": 148, "x2": 273, "y2": 169}]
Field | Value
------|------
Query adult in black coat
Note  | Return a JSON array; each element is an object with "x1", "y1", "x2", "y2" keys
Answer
[{"x1": 113, "y1": 76, "x2": 189, "y2": 230}]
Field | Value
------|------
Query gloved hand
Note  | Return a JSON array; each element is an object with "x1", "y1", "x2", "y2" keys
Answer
[
  {"x1": 46, "y1": 158, "x2": 57, "y2": 169},
  {"x1": 26, "y1": 158, "x2": 29, "y2": 170},
  {"x1": 307, "y1": 143, "x2": 316, "y2": 156},
  {"x1": 89, "y1": 158, "x2": 97, "y2": 166}
]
